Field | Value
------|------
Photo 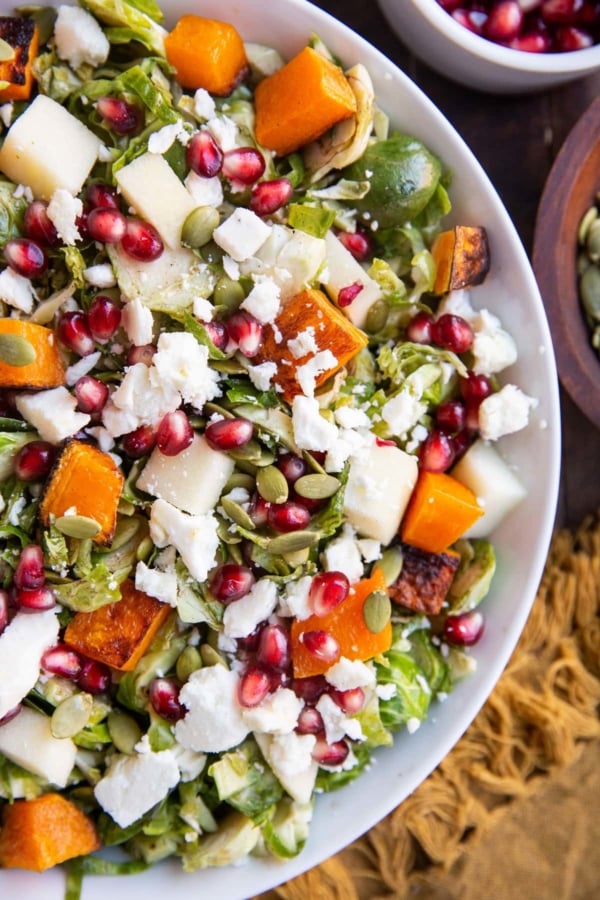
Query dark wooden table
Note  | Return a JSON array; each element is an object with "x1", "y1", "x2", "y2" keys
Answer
[{"x1": 316, "y1": 0, "x2": 600, "y2": 528}]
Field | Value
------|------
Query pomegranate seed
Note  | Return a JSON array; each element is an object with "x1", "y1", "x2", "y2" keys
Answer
[
  {"x1": 120, "y1": 424, "x2": 157, "y2": 458},
  {"x1": 432, "y1": 314, "x2": 474, "y2": 353},
  {"x1": 14, "y1": 544, "x2": 44, "y2": 590},
  {"x1": 406, "y1": 311, "x2": 434, "y2": 344},
  {"x1": 221, "y1": 147, "x2": 266, "y2": 185},
  {"x1": 149, "y1": 677, "x2": 185, "y2": 721},
  {"x1": 451, "y1": 9, "x2": 488, "y2": 34},
  {"x1": 256, "y1": 624, "x2": 290, "y2": 671},
  {"x1": 0, "y1": 589, "x2": 8, "y2": 634},
  {"x1": 277, "y1": 454, "x2": 308, "y2": 484},
  {"x1": 0, "y1": 705, "x2": 22, "y2": 726},
  {"x1": 4, "y1": 237, "x2": 47, "y2": 278},
  {"x1": 86, "y1": 181, "x2": 120, "y2": 210},
  {"x1": 88, "y1": 295, "x2": 122, "y2": 341},
  {"x1": 126, "y1": 343, "x2": 156, "y2": 367},
  {"x1": 209, "y1": 563, "x2": 255, "y2": 603},
  {"x1": 249, "y1": 178, "x2": 294, "y2": 217},
  {"x1": 540, "y1": 0, "x2": 584, "y2": 23},
  {"x1": 248, "y1": 493, "x2": 271, "y2": 527},
  {"x1": 239, "y1": 666, "x2": 271, "y2": 707},
  {"x1": 375, "y1": 437, "x2": 396, "y2": 447},
  {"x1": 336, "y1": 228, "x2": 373, "y2": 261},
  {"x1": 226, "y1": 311, "x2": 264, "y2": 357},
  {"x1": 14, "y1": 440, "x2": 55, "y2": 481},
  {"x1": 555, "y1": 24, "x2": 594, "y2": 48},
  {"x1": 291, "y1": 674, "x2": 329, "y2": 703},
  {"x1": 237, "y1": 625, "x2": 262, "y2": 654},
  {"x1": 23, "y1": 200, "x2": 58, "y2": 246},
  {"x1": 86, "y1": 207, "x2": 127, "y2": 244},
  {"x1": 436, "y1": 399, "x2": 466, "y2": 434},
  {"x1": 464, "y1": 398, "x2": 482, "y2": 432},
  {"x1": 204, "y1": 319, "x2": 229, "y2": 351},
  {"x1": 96, "y1": 96, "x2": 143, "y2": 135},
  {"x1": 301, "y1": 630, "x2": 340, "y2": 663},
  {"x1": 460, "y1": 372, "x2": 493, "y2": 403},
  {"x1": 204, "y1": 416, "x2": 254, "y2": 451},
  {"x1": 309, "y1": 571, "x2": 350, "y2": 617},
  {"x1": 267, "y1": 501, "x2": 311, "y2": 533},
  {"x1": 337, "y1": 282, "x2": 364, "y2": 308},
  {"x1": 156, "y1": 409, "x2": 194, "y2": 456},
  {"x1": 312, "y1": 737, "x2": 349, "y2": 766},
  {"x1": 330, "y1": 686, "x2": 366, "y2": 714},
  {"x1": 75, "y1": 376, "x2": 109, "y2": 415},
  {"x1": 186, "y1": 130, "x2": 223, "y2": 177},
  {"x1": 443, "y1": 609, "x2": 485, "y2": 646},
  {"x1": 437, "y1": 0, "x2": 463, "y2": 10},
  {"x1": 57, "y1": 311, "x2": 95, "y2": 357},
  {"x1": 484, "y1": 1, "x2": 524, "y2": 40},
  {"x1": 419, "y1": 430, "x2": 455, "y2": 472},
  {"x1": 296, "y1": 706, "x2": 324, "y2": 734},
  {"x1": 508, "y1": 31, "x2": 551, "y2": 51},
  {"x1": 121, "y1": 218, "x2": 164, "y2": 262},
  {"x1": 452, "y1": 428, "x2": 473, "y2": 459},
  {"x1": 15, "y1": 585, "x2": 56, "y2": 610},
  {"x1": 41, "y1": 643, "x2": 82, "y2": 680},
  {"x1": 78, "y1": 659, "x2": 111, "y2": 694}
]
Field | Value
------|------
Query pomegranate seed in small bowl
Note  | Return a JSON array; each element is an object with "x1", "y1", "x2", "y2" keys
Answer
[
  {"x1": 14, "y1": 440, "x2": 55, "y2": 481},
  {"x1": 4, "y1": 237, "x2": 47, "y2": 278}
]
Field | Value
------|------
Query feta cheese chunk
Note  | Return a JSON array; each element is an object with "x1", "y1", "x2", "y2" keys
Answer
[
  {"x1": 322, "y1": 524, "x2": 363, "y2": 584},
  {"x1": 316, "y1": 693, "x2": 363, "y2": 743},
  {"x1": 0, "y1": 609, "x2": 58, "y2": 719},
  {"x1": 213, "y1": 208, "x2": 271, "y2": 262},
  {"x1": 149, "y1": 499, "x2": 220, "y2": 583},
  {"x1": 175, "y1": 666, "x2": 250, "y2": 753},
  {"x1": 325, "y1": 657, "x2": 376, "y2": 691},
  {"x1": 0, "y1": 706, "x2": 76, "y2": 788},
  {"x1": 54, "y1": 5, "x2": 110, "y2": 69},
  {"x1": 247, "y1": 360, "x2": 277, "y2": 391},
  {"x1": 242, "y1": 688, "x2": 303, "y2": 735},
  {"x1": 0, "y1": 267, "x2": 36, "y2": 313},
  {"x1": 94, "y1": 748, "x2": 180, "y2": 828},
  {"x1": 223, "y1": 578, "x2": 279, "y2": 639},
  {"x1": 121, "y1": 298, "x2": 154, "y2": 346},
  {"x1": 255, "y1": 732, "x2": 317, "y2": 805},
  {"x1": 478, "y1": 384, "x2": 537, "y2": 441},
  {"x1": 16, "y1": 387, "x2": 90, "y2": 444},
  {"x1": 292, "y1": 395, "x2": 338, "y2": 452},
  {"x1": 184, "y1": 170, "x2": 224, "y2": 208},
  {"x1": 47, "y1": 188, "x2": 82, "y2": 245},
  {"x1": 135, "y1": 560, "x2": 178, "y2": 607},
  {"x1": 381, "y1": 391, "x2": 427, "y2": 438},
  {"x1": 278, "y1": 575, "x2": 312, "y2": 621},
  {"x1": 101, "y1": 362, "x2": 179, "y2": 437},
  {"x1": 152, "y1": 331, "x2": 221, "y2": 409},
  {"x1": 240, "y1": 278, "x2": 281, "y2": 324}
]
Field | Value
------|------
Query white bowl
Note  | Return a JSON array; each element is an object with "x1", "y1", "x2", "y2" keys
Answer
[
  {"x1": 0, "y1": 1, "x2": 561, "y2": 898},
  {"x1": 378, "y1": 0, "x2": 600, "y2": 93}
]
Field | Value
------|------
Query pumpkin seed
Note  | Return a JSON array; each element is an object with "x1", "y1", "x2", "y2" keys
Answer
[
  {"x1": 256, "y1": 465, "x2": 289, "y2": 503},
  {"x1": 0, "y1": 38, "x2": 15, "y2": 62},
  {"x1": 282, "y1": 546, "x2": 311, "y2": 567},
  {"x1": 580, "y1": 264, "x2": 600, "y2": 322},
  {"x1": 108, "y1": 516, "x2": 143, "y2": 551},
  {"x1": 54, "y1": 514, "x2": 101, "y2": 540},
  {"x1": 374, "y1": 545, "x2": 404, "y2": 586},
  {"x1": 578, "y1": 205, "x2": 598, "y2": 244},
  {"x1": 136, "y1": 535, "x2": 154, "y2": 561},
  {"x1": 365, "y1": 298, "x2": 390, "y2": 334},
  {"x1": 577, "y1": 251, "x2": 592, "y2": 277},
  {"x1": 213, "y1": 276, "x2": 245, "y2": 313},
  {"x1": 253, "y1": 447, "x2": 277, "y2": 467},
  {"x1": 220, "y1": 496, "x2": 255, "y2": 530},
  {"x1": 176, "y1": 646, "x2": 203, "y2": 682},
  {"x1": 0, "y1": 333, "x2": 36, "y2": 367},
  {"x1": 51, "y1": 692, "x2": 94, "y2": 739},
  {"x1": 362, "y1": 589, "x2": 392, "y2": 634},
  {"x1": 227, "y1": 438, "x2": 264, "y2": 463},
  {"x1": 200, "y1": 643, "x2": 228, "y2": 668},
  {"x1": 211, "y1": 358, "x2": 248, "y2": 375},
  {"x1": 267, "y1": 530, "x2": 320, "y2": 554},
  {"x1": 294, "y1": 472, "x2": 341, "y2": 500},
  {"x1": 107, "y1": 709, "x2": 143, "y2": 754},
  {"x1": 223, "y1": 472, "x2": 256, "y2": 493},
  {"x1": 586, "y1": 219, "x2": 600, "y2": 262},
  {"x1": 182, "y1": 205, "x2": 220, "y2": 248},
  {"x1": 217, "y1": 518, "x2": 243, "y2": 543}
]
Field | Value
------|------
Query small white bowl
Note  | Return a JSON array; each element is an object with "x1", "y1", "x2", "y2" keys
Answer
[{"x1": 378, "y1": 0, "x2": 600, "y2": 94}]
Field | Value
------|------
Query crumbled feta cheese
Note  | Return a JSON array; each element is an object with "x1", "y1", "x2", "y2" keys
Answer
[
  {"x1": 324, "y1": 426, "x2": 374, "y2": 474},
  {"x1": 0, "y1": 267, "x2": 37, "y2": 313},
  {"x1": 325, "y1": 658, "x2": 376, "y2": 691},
  {"x1": 83, "y1": 263, "x2": 116, "y2": 288},
  {"x1": 213, "y1": 208, "x2": 271, "y2": 262},
  {"x1": 278, "y1": 575, "x2": 313, "y2": 620},
  {"x1": 296, "y1": 349, "x2": 337, "y2": 398},
  {"x1": 240, "y1": 278, "x2": 281, "y2": 324},
  {"x1": 193, "y1": 89, "x2": 216, "y2": 120},
  {"x1": 102, "y1": 362, "x2": 180, "y2": 437},
  {"x1": 47, "y1": 189, "x2": 82, "y2": 245},
  {"x1": 292, "y1": 395, "x2": 338, "y2": 452},
  {"x1": 222, "y1": 255, "x2": 240, "y2": 281},
  {"x1": 334, "y1": 406, "x2": 371, "y2": 430},
  {"x1": 242, "y1": 688, "x2": 303, "y2": 735},
  {"x1": 65, "y1": 351, "x2": 101, "y2": 386},
  {"x1": 376, "y1": 683, "x2": 397, "y2": 701},
  {"x1": 246, "y1": 360, "x2": 277, "y2": 392},
  {"x1": 148, "y1": 123, "x2": 186, "y2": 155},
  {"x1": 255, "y1": 731, "x2": 317, "y2": 804},
  {"x1": 151, "y1": 331, "x2": 221, "y2": 410},
  {"x1": 149, "y1": 499, "x2": 219, "y2": 583},
  {"x1": 94, "y1": 748, "x2": 179, "y2": 828},
  {"x1": 135, "y1": 560, "x2": 178, "y2": 607},
  {"x1": 184, "y1": 170, "x2": 224, "y2": 208},
  {"x1": 287, "y1": 327, "x2": 318, "y2": 359},
  {"x1": 16, "y1": 386, "x2": 90, "y2": 443},
  {"x1": 478, "y1": 384, "x2": 537, "y2": 441},
  {"x1": 85, "y1": 425, "x2": 115, "y2": 453},
  {"x1": 437, "y1": 289, "x2": 476, "y2": 322},
  {"x1": 316, "y1": 693, "x2": 363, "y2": 743},
  {"x1": 54, "y1": 5, "x2": 110, "y2": 69},
  {"x1": 223, "y1": 578, "x2": 279, "y2": 639},
  {"x1": 357, "y1": 538, "x2": 382, "y2": 563},
  {"x1": 321, "y1": 523, "x2": 363, "y2": 584},
  {"x1": 192, "y1": 296, "x2": 214, "y2": 322},
  {"x1": 175, "y1": 666, "x2": 250, "y2": 753},
  {"x1": 0, "y1": 609, "x2": 59, "y2": 719},
  {"x1": 406, "y1": 717, "x2": 421, "y2": 734},
  {"x1": 121, "y1": 298, "x2": 154, "y2": 346},
  {"x1": 171, "y1": 743, "x2": 207, "y2": 782},
  {"x1": 382, "y1": 391, "x2": 427, "y2": 437},
  {"x1": 206, "y1": 114, "x2": 239, "y2": 151},
  {"x1": 471, "y1": 309, "x2": 518, "y2": 376}
]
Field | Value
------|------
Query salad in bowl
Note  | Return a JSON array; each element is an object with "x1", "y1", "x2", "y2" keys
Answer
[{"x1": 0, "y1": 1, "x2": 560, "y2": 899}]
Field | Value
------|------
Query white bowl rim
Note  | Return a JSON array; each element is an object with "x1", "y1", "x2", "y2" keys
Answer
[{"x1": 401, "y1": 0, "x2": 600, "y2": 73}]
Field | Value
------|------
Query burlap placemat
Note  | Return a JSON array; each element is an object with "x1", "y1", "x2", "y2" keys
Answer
[{"x1": 260, "y1": 512, "x2": 600, "y2": 900}]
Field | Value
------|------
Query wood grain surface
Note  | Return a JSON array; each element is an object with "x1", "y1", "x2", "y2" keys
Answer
[{"x1": 315, "y1": 0, "x2": 600, "y2": 527}]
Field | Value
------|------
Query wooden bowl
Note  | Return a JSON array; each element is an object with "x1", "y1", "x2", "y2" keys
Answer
[{"x1": 533, "y1": 96, "x2": 600, "y2": 430}]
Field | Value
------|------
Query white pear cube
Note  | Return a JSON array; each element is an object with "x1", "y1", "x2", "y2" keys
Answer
[
  {"x1": 0, "y1": 95, "x2": 101, "y2": 200},
  {"x1": 137, "y1": 433, "x2": 234, "y2": 515},
  {"x1": 323, "y1": 231, "x2": 382, "y2": 328},
  {"x1": 343, "y1": 443, "x2": 418, "y2": 545},
  {"x1": 0, "y1": 608, "x2": 59, "y2": 719},
  {"x1": 0, "y1": 707, "x2": 77, "y2": 788},
  {"x1": 275, "y1": 230, "x2": 327, "y2": 299},
  {"x1": 451, "y1": 439, "x2": 527, "y2": 538},
  {"x1": 115, "y1": 152, "x2": 196, "y2": 248}
]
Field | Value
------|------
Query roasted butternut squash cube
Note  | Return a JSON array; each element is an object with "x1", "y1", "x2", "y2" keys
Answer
[
  {"x1": 0, "y1": 16, "x2": 38, "y2": 103},
  {"x1": 0, "y1": 319, "x2": 65, "y2": 389},
  {"x1": 64, "y1": 579, "x2": 172, "y2": 672},
  {"x1": 388, "y1": 543, "x2": 460, "y2": 616},
  {"x1": 253, "y1": 288, "x2": 368, "y2": 403},
  {"x1": 0, "y1": 792, "x2": 100, "y2": 872},
  {"x1": 39, "y1": 440, "x2": 124, "y2": 545},
  {"x1": 431, "y1": 225, "x2": 490, "y2": 295},
  {"x1": 164, "y1": 15, "x2": 248, "y2": 95},
  {"x1": 400, "y1": 470, "x2": 483, "y2": 554}
]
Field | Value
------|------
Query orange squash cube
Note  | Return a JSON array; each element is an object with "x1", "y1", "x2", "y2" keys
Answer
[
  {"x1": 400, "y1": 470, "x2": 484, "y2": 554},
  {"x1": 0, "y1": 319, "x2": 65, "y2": 389},
  {"x1": 164, "y1": 15, "x2": 248, "y2": 95},
  {"x1": 0, "y1": 17, "x2": 38, "y2": 103},
  {"x1": 388, "y1": 543, "x2": 460, "y2": 616}
]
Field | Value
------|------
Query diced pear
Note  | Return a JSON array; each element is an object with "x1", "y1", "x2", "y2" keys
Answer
[
  {"x1": 0, "y1": 707, "x2": 77, "y2": 788},
  {"x1": 137, "y1": 433, "x2": 234, "y2": 515},
  {"x1": 107, "y1": 242, "x2": 213, "y2": 311},
  {"x1": 243, "y1": 225, "x2": 326, "y2": 300},
  {"x1": 115, "y1": 152, "x2": 197, "y2": 249},
  {"x1": 0, "y1": 95, "x2": 101, "y2": 200},
  {"x1": 323, "y1": 231, "x2": 382, "y2": 328},
  {"x1": 450, "y1": 439, "x2": 527, "y2": 538},
  {"x1": 343, "y1": 442, "x2": 418, "y2": 545},
  {"x1": 0, "y1": 608, "x2": 59, "y2": 719}
]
